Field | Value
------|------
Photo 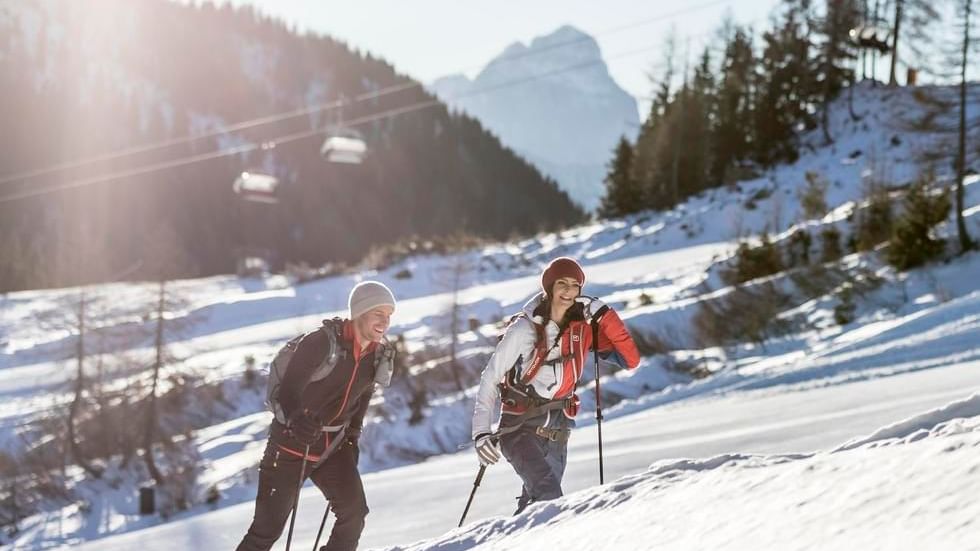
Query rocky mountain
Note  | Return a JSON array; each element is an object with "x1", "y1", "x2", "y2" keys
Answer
[{"x1": 431, "y1": 25, "x2": 640, "y2": 211}]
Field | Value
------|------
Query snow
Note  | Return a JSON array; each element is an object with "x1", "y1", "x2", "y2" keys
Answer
[
  {"x1": 836, "y1": 392, "x2": 980, "y2": 451},
  {"x1": 68, "y1": 361, "x2": 980, "y2": 551},
  {"x1": 385, "y1": 392, "x2": 980, "y2": 551},
  {"x1": 2, "y1": 83, "x2": 980, "y2": 549}
]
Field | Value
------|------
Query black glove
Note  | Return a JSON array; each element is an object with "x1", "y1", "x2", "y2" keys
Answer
[{"x1": 286, "y1": 409, "x2": 322, "y2": 446}]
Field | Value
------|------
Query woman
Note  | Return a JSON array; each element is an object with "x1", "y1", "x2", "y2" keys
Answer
[{"x1": 471, "y1": 256, "x2": 640, "y2": 514}]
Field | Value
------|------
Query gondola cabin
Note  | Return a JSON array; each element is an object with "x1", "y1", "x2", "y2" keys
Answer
[
  {"x1": 233, "y1": 171, "x2": 280, "y2": 204},
  {"x1": 849, "y1": 25, "x2": 890, "y2": 54},
  {"x1": 320, "y1": 135, "x2": 367, "y2": 164}
]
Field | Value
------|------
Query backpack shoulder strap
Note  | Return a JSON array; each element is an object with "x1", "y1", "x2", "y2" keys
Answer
[
  {"x1": 309, "y1": 318, "x2": 344, "y2": 382},
  {"x1": 373, "y1": 337, "x2": 396, "y2": 387},
  {"x1": 497, "y1": 311, "x2": 545, "y2": 392}
]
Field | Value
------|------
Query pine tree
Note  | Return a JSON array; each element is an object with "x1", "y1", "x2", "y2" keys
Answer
[
  {"x1": 816, "y1": 0, "x2": 861, "y2": 143},
  {"x1": 887, "y1": 174, "x2": 951, "y2": 270},
  {"x1": 631, "y1": 32, "x2": 676, "y2": 211},
  {"x1": 599, "y1": 137, "x2": 644, "y2": 217},
  {"x1": 754, "y1": 0, "x2": 817, "y2": 165},
  {"x1": 799, "y1": 170, "x2": 830, "y2": 219},
  {"x1": 630, "y1": 45, "x2": 717, "y2": 211},
  {"x1": 853, "y1": 181, "x2": 894, "y2": 251},
  {"x1": 820, "y1": 225, "x2": 844, "y2": 262},
  {"x1": 683, "y1": 49, "x2": 717, "y2": 196},
  {"x1": 712, "y1": 25, "x2": 756, "y2": 184}
]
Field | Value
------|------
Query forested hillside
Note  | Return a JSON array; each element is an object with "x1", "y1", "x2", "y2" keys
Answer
[{"x1": 0, "y1": 0, "x2": 583, "y2": 292}]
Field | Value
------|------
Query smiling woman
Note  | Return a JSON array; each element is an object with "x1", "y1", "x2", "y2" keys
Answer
[{"x1": 469, "y1": 255, "x2": 640, "y2": 516}]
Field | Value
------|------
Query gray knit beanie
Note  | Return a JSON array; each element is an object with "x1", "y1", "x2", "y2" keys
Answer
[{"x1": 348, "y1": 281, "x2": 396, "y2": 319}]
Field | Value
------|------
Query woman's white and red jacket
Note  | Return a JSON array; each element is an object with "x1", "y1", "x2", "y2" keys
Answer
[{"x1": 471, "y1": 293, "x2": 640, "y2": 440}]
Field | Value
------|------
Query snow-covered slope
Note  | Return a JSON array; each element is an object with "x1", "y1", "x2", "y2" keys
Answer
[
  {"x1": 386, "y1": 394, "x2": 980, "y2": 551},
  {"x1": 431, "y1": 25, "x2": 640, "y2": 210},
  {"x1": 1, "y1": 83, "x2": 979, "y2": 549}
]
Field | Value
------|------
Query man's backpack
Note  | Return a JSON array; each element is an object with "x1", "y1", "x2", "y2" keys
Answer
[{"x1": 265, "y1": 318, "x2": 397, "y2": 424}]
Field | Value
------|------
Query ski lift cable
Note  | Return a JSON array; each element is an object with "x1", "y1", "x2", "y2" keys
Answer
[
  {"x1": 0, "y1": 42, "x2": 666, "y2": 204},
  {"x1": 0, "y1": 0, "x2": 735, "y2": 189}
]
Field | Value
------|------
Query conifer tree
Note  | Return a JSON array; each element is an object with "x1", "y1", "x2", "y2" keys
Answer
[
  {"x1": 887, "y1": 174, "x2": 951, "y2": 270},
  {"x1": 632, "y1": 32, "x2": 676, "y2": 211},
  {"x1": 816, "y1": 0, "x2": 861, "y2": 143},
  {"x1": 754, "y1": 0, "x2": 817, "y2": 165},
  {"x1": 712, "y1": 25, "x2": 756, "y2": 184},
  {"x1": 599, "y1": 137, "x2": 643, "y2": 217}
]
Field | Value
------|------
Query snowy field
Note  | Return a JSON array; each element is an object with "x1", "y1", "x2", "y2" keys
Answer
[
  {"x1": 382, "y1": 393, "x2": 980, "y2": 551},
  {"x1": 1, "y1": 84, "x2": 979, "y2": 549},
  {"x1": 70, "y1": 362, "x2": 980, "y2": 551}
]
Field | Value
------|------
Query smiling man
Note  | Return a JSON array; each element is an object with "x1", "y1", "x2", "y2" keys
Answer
[{"x1": 237, "y1": 281, "x2": 397, "y2": 551}]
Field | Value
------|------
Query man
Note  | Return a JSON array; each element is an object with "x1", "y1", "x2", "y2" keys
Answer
[{"x1": 237, "y1": 281, "x2": 397, "y2": 551}]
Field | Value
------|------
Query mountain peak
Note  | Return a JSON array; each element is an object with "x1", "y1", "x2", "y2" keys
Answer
[
  {"x1": 500, "y1": 40, "x2": 529, "y2": 58},
  {"x1": 531, "y1": 24, "x2": 597, "y2": 52},
  {"x1": 527, "y1": 24, "x2": 601, "y2": 62},
  {"x1": 429, "y1": 25, "x2": 639, "y2": 211}
]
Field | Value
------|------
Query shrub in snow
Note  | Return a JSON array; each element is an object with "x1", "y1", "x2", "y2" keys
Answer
[
  {"x1": 786, "y1": 229, "x2": 813, "y2": 266},
  {"x1": 886, "y1": 175, "x2": 950, "y2": 270},
  {"x1": 0, "y1": 451, "x2": 32, "y2": 538},
  {"x1": 798, "y1": 171, "x2": 829, "y2": 220},
  {"x1": 833, "y1": 284, "x2": 857, "y2": 325},
  {"x1": 721, "y1": 234, "x2": 784, "y2": 285},
  {"x1": 285, "y1": 261, "x2": 347, "y2": 285},
  {"x1": 851, "y1": 181, "x2": 894, "y2": 252},
  {"x1": 360, "y1": 233, "x2": 486, "y2": 271},
  {"x1": 788, "y1": 264, "x2": 849, "y2": 300},
  {"x1": 151, "y1": 440, "x2": 201, "y2": 518},
  {"x1": 626, "y1": 325, "x2": 673, "y2": 357},
  {"x1": 819, "y1": 226, "x2": 844, "y2": 262},
  {"x1": 693, "y1": 282, "x2": 793, "y2": 346},
  {"x1": 242, "y1": 355, "x2": 258, "y2": 388},
  {"x1": 205, "y1": 484, "x2": 220, "y2": 508},
  {"x1": 663, "y1": 355, "x2": 714, "y2": 379}
]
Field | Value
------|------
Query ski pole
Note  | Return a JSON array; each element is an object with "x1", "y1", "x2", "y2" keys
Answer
[
  {"x1": 285, "y1": 443, "x2": 311, "y2": 551},
  {"x1": 458, "y1": 465, "x2": 487, "y2": 527},
  {"x1": 311, "y1": 503, "x2": 330, "y2": 551},
  {"x1": 590, "y1": 306, "x2": 609, "y2": 485}
]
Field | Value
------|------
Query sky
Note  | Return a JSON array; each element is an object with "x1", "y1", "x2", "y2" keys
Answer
[{"x1": 200, "y1": 0, "x2": 783, "y2": 111}]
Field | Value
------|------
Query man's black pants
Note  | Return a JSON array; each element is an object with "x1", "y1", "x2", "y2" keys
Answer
[{"x1": 236, "y1": 438, "x2": 367, "y2": 551}]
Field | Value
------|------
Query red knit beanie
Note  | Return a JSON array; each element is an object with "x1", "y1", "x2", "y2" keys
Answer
[{"x1": 541, "y1": 257, "x2": 585, "y2": 294}]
